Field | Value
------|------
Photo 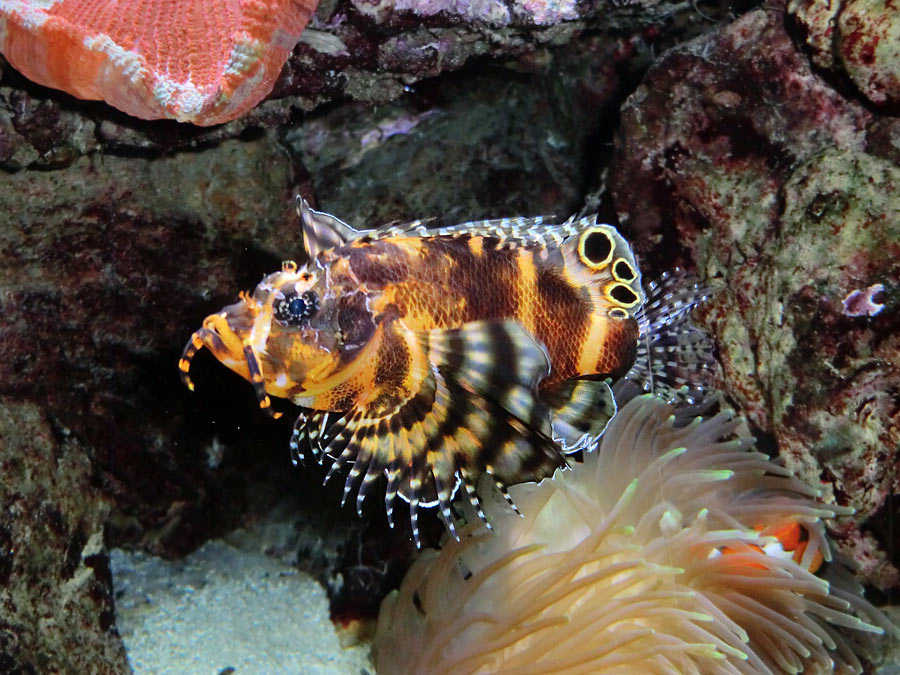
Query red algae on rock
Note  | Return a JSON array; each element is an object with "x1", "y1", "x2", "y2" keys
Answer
[
  {"x1": 0, "y1": 0, "x2": 319, "y2": 125},
  {"x1": 837, "y1": 0, "x2": 900, "y2": 105},
  {"x1": 789, "y1": 0, "x2": 900, "y2": 106}
]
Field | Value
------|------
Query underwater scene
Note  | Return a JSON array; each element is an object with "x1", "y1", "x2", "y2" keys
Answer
[{"x1": 0, "y1": 0, "x2": 898, "y2": 673}]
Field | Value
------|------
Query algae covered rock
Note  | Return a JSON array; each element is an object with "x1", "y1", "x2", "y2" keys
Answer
[
  {"x1": 789, "y1": 0, "x2": 900, "y2": 106},
  {"x1": 610, "y1": 6, "x2": 899, "y2": 591},
  {"x1": 746, "y1": 148, "x2": 899, "y2": 588},
  {"x1": 0, "y1": 400, "x2": 128, "y2": 673}
]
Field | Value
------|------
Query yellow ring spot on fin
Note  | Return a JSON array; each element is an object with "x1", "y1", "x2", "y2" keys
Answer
[
  {"x1": 612, "y1": 257, "x2": 638, "y2": 282},
  {"x1": 604, "y1": 282, "x2": 642, "y2": 309},
  {"x1": 578, "y1": 227, "x2": 615, "y2": 270}
]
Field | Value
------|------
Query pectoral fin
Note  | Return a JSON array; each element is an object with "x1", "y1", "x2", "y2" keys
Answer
[{"x1": 291, "y1": 319, "x2": 565, "y2": 547}]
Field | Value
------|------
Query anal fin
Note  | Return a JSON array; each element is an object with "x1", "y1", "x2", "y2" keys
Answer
[{"x1": 544, "y1": 379, "x2": 617, "y2": 454}]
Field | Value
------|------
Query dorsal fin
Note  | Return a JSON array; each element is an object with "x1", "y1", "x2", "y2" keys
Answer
[
  {"x1": 368, "y1": 218, "x2": 434, "y2": 240},
  {"x1": 380, "y1": 213, "x2": 590, "y2": 249},
  {"x1": 297, "y1": 199, "x2": 608, "y2": 255},
  {"x1": 296, "y1": 196, "x2": 371, "y2": 259}
]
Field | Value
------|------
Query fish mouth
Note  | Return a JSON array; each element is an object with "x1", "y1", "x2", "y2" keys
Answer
[{"x1": 178, "y1": 297, "x2": 283, "y2": 418}]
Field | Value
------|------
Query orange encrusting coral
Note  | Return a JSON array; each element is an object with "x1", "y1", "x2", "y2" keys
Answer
[{"x1": 0, "y1": 0, "x2": 318, "y2": 125}]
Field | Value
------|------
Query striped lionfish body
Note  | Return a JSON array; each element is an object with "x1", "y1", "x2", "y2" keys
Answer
[{"x1": 180, "y1": 199, "x2": 707, "y2": 545}]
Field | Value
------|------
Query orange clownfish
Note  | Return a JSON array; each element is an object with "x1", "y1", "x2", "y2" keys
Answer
[{"x1": 712, "y1": 521, "x2": 825, "y2": 574}]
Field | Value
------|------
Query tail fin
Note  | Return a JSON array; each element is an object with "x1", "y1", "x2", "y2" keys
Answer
[{"x1": 624, "y1": 268, "x2": 716, "y2": 404}]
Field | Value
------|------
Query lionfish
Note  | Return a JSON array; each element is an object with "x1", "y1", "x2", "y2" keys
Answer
[{"x1": 179, "y1": 198, "x2": 711, "y2": 545}]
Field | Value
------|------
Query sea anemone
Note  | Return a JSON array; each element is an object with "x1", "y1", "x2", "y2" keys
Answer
[{"x1": 373, "y1": 393, "x2": 897, "y2": 674}]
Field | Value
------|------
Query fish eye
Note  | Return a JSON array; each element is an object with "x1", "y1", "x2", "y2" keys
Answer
[{"x1": 274, "y1": 290, "x2": 320, "y2": 326}]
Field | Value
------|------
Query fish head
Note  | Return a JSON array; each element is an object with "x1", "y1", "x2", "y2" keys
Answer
[{"x1": 179, "y1": 259, "x2": 362, "y2": 412}]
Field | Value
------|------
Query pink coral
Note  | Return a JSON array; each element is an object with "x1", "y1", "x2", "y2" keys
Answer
[
  {"x1": 842, "y1": 283, "x2": 885, "y2": 317},
  {"x1": 0, "y1": 0, "x2": 319, "y2": 125}
]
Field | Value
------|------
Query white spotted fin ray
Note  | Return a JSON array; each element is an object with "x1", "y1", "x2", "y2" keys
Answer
[{"x1": 626, "y1": 268, "x2": 717, "y2": 404}]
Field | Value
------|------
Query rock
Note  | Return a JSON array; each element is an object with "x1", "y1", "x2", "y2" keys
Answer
[
  {"x1": 609, "y1": 6, "x2": 899, "y2": 591},
  {"x1": 787, "y1": 0, "x2": 841, "y2": 70},
  {"x1": 789, "y1": 0, "x2": 900, "y2": 106},
  {"x1": 837, "y1": 0, "x2": 900, "y2": 105},
  {"x1": 0, "y1": 400, "x2": 129, "y2": 673},
  {"x1": 0, "y1": 135, "x2": 303, "y2": 560},
  {"x1": 0, "y1": 0, "x2": 697, "y2": 167},
  {"x1": 284, "y1": 52, "x2": 613, "y2": 225},
  {"x1": 0, "y1": 84, "x2": 100, "y2": 169},
  {"x1": 763, "y1": 148, "x2": 899, "y2": 589}
]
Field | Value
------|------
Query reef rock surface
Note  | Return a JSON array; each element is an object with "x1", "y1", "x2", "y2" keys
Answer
[
  {"x1": 789, "y1": 0, "x2": 900, "y2": 107},
  {"x1": 610, "y1": 5, "x2": 900, "y2": 591},
  {"x1": 0, "y1": 400, "x2": 128, "y2": 672},
  {"x1": 0, "y1": 0, "x2": 689, "y2": 168}
]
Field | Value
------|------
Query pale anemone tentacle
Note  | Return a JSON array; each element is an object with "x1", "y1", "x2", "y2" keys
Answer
[{"x1": 373, "y1": 394, "x2": 899, "y2": 675}]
